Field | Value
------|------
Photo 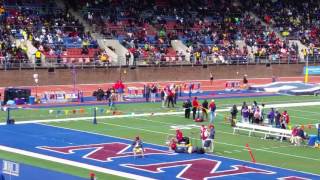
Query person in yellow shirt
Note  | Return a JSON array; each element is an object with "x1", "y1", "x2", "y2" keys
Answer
[
  {"x1": 28, "y1": 34, "x2": 33, "y2": 41},
  {"x1": 35, "y1": 50, "x2": 42, "y2": 66},
  {"x1": 212, "y1": 46, "x2": 219, "y2": 53},
  {"x1": 0, "y1": 6, "x2": 5, "y2": 15},
  {"x1": 100, "y1": 53, "x2": 110, "y2": 66},
  {"x1": 194, "y1": 51, "x2": 200, "y2": 64}
]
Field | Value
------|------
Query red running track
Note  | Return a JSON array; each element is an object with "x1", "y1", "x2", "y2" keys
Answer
[{"x1": 1, "y1": 76, "x2": 320, "y2": 96}]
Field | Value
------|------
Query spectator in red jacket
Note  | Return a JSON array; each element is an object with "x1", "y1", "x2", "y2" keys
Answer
[
  {"x1": 192, "y1": 97, "x2": 199, "y2": 120},
  {"x1": 281, "y1": 110, "x2": 290, "y2": 129},
  {"x1": 176, "y1": 129, "x2": 183, "y2": 143},
  {"x1": 167, "y1": 89, "x2": 174, "y2": 108}
]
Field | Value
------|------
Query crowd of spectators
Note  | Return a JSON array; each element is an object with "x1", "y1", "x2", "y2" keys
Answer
[
  {"x1": 1, "y1": 0, "x2": 103, "y2": 66},
  {"x1": 68, "y1": 0, "x2": 301, "y2": 64},
  {"x1": 0, "y1": 1, "x2": 28, "y2": 67},
  {"x1": 247, "y1": 0, "x2": 320, "y2": 57},
  {"x1": 1, "y1": 0, "x2": 317, "y2": 66}
]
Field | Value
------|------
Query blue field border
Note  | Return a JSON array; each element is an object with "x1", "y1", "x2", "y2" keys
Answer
[
  {"x1": 0, "y1": 123, "x2": 318, "y2": 180},
  {"x1": 0, "y1": 158, "x2": 85, "y2": 180}
]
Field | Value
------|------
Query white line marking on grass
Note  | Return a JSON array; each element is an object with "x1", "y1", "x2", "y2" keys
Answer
[
  {"x1": 91, "y1": 120, "x2": 320, "y2": 162},
  {"x1": 2, "y1": 100, "x2": 320, "y2": 126},
  {"x1": 39, "y1": 123, "x2": 320, "y2": 176},
  {"x1": 0, "y1": 111, "x2": 185, "y2": 125},
  {"x1": 286, "y1": 108, "x2": 320, "y2": 115},
  {"x1": 233, "y1": 150, "x2": 242, "y2": 153},
  {"x1": 0, "y1": 145, "x2": 155, "y2": 180},
  {"x1": 223, "y1": 151, "x2": 232, "y2": 154}
]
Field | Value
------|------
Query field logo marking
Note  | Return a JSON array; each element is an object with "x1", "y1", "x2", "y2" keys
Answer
[
  {"x1": 122, "y1": 158, "x2": 275, "y2": 180},
  {"x1": 38, "y1": 142, "x2": 175, "y2": 162},
  {"x1": 277, "y1": 176, "x2": 311, "y2": 180}
]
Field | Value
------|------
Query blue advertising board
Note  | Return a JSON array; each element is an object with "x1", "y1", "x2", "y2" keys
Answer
[{"x1": 303, "y1": 66, "x2": 320, "y2": 75}]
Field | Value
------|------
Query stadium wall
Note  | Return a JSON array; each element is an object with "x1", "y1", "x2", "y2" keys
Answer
[{"x1": 0, "y1": 64, "x2": 305, "y2": 86}]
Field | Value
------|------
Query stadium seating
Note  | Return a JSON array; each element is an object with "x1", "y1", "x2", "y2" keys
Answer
[
  {"x1": 0, "y1": 2, "x2": 29, "y2": 66},
  {"x1": 72, "y1": 0, "x2": 300, "y2": 64},
  {"x1": 1, "y1": 1, "x2": 101, "y2": 65},
  {"x1": 0, "y1": 0, "x2": 311, "y2": 66}
]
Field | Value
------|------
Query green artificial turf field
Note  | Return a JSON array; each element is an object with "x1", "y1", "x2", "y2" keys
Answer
[{"x1": 0, "y1": 95, "x2": 320, "y2": 179}]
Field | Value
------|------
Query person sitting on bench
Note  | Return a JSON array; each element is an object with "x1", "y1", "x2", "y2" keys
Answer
[
  {"x1": 168, "y1": 137, "x2": 177, "y2": 151},
  {"x1": 132, "y1": 136, "x2": 144, "y2": 158},
  {"x1": 296, "y1": 127, "x2": 307, "y2": 146}
]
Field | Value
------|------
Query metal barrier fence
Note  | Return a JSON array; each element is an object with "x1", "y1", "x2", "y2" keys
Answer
[{"x1": 0, "y1": 55, "x2": 317, "y2": 70}]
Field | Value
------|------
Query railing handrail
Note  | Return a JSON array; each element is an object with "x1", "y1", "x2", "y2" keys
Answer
[{"x1": 0, "y1": 54, "x2": 310, "y2": 71}]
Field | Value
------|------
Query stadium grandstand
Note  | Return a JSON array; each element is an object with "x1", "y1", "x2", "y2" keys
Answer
[
  {"x1": 1, "y1": 0, "x2": 316, "y2": 68},
  {"x1": 0, "y1": 0, "x2": 320, "y2": 180}
]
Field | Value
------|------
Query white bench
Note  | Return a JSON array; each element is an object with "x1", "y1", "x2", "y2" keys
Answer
[{"x1": 233, "y1": 122, "x2": 292, "y2": 141}]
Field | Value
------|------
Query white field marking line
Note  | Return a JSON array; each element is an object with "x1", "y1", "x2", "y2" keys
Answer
[
  {"x1": 129, "y1": 115, "x2": 245, "y2": 137},
  {"x1": 261, "y1": 101, "x2": 320, "y2": 109},
  {"x1": 92, "y1": 119, "x2": 320, "y2": 162},
  {"x1": 116, "y1": 114, "x2": 262, "y2": 139},
  {"x1": 129, "y1": 116, "x2": 180, "y2": 126},
  {"x1": 261, "y1": 145, "x2": 295, "y2": 150},
  {"x1": 0, "y1": 111, "x2": 185, "y2": 126},
  {"x1": 151, "y1": 113, "x2": 312, "y2": 142},
  {"x1": 0, "y1": 145, "x2": 155, "y2": 180},
  {"x1": 2, "y1": 100, "x2": 320, "y2": 126},
  {"x1": 271, "y1": 108, "x2": 320, "y2": 124},
  {"x1": 233, "y1": 150, "x2": 242, "y2": 153},
  {"x1": 129, "y1": 116, "x2": 241, "y2": 138},
  {"x1": 100, "y1": 113, "x2": 261, "y2": 144},
  {"x1": 40, "y1": 123, "x2": 320, "y2": 176},
  {"x1": 223, "y1": 151, "x2": 232, "y2": 154},
  {"x1": 286, "y1": 107, "x2": 320, "y2": 115},
  {"x1": 265, "y1": 106, "x2": 320, "y2": 124},
  {"x1": 219, "y1": 98, "x2": 320, "y2": 108}
]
